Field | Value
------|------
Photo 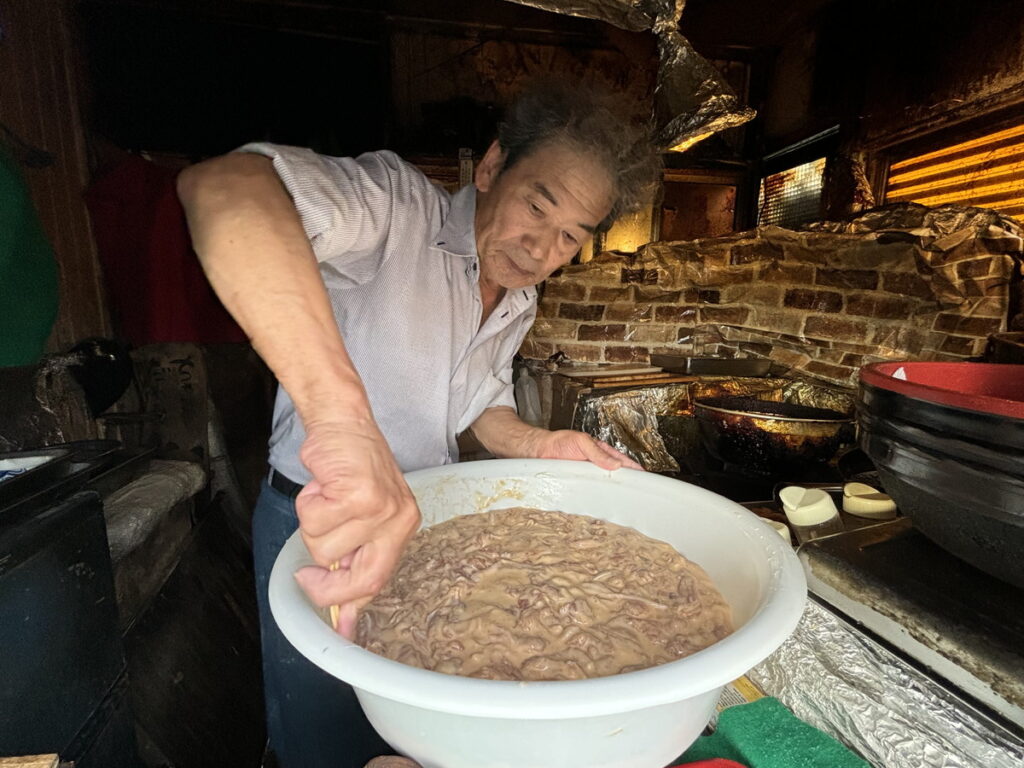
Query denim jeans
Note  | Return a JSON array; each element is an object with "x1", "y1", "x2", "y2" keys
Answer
[{"x1": 253, "y1": 478, "x2": 391, "y2": 768}]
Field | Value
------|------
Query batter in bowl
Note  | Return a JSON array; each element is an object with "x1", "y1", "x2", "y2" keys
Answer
[{"x1": 357, "y1": 508, "x2": 733, "y2": 681}]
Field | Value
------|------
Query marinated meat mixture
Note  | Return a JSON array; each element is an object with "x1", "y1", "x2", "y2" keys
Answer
[{"x1": 356, "y1": 508, "x2": 733, "y2": 681}]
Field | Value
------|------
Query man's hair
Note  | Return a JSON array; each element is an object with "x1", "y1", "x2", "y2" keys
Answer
[{"x1": 496, "y1": 81, "x2": 661, "y2": 234}]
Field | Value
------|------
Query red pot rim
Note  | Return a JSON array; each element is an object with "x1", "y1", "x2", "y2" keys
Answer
[{"x1": 859, "y1": 362, "x2": 1024, "y2": 420}]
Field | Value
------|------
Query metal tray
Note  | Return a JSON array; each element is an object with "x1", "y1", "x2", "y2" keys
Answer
[
  {"x1": 650, "y1": 354, "x2": 771, "y2": 377},
  {"x1": 0, "y1": 446, "x2": 75, "y2": 499}
]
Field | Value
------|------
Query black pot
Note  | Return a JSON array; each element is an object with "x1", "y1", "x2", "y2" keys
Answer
[
  {"x1": 694, "y1": 396, "x2": 854, "y2": 476},
  {"x1": 858, "y1": 362, "x2": 1024, "y2": 589}
]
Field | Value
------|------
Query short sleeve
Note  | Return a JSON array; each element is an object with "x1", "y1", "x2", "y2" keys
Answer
[
  {"x1": 235, "y1": 143, "x2": 434, "y2": 285},
  {"x1": 486, "y1": 308, "x2": 538, "y2": 411},
  {"x1": 486, "y1": 366, "x2": 517, "y2": 410}
]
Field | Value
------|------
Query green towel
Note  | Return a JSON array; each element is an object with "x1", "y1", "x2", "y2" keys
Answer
[
  {"x1": 0, "y1": 142, "x2": 58, "y2": 367},
  {"x1": 679, "y1": 697, "x2": 871, "y2": 768}
]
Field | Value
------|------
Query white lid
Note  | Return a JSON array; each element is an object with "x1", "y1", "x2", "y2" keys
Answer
[
  {"x1": 843, "y1": 482, "x2": 897, "y2": 518},
  {"x1": 780, "y1": 486, "x2": 839, "y2": 526}
]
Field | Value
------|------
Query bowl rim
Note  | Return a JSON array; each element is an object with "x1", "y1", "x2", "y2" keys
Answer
[
  {"x1": 269, "y1": 459, "x2": 806, "y2": 719},
  {"x1": 859, "y1": 361, "x2": 1024, "y2": 420}
]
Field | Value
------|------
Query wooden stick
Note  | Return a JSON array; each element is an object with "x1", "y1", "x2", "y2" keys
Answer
[{"x1": 329, "y1": 561, "x2": 340, "y2": 630}]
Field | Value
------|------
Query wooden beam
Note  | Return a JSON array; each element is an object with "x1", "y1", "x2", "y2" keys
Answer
[{"x1": 0, "y1": 756, "x2": 60, "y2": 768}]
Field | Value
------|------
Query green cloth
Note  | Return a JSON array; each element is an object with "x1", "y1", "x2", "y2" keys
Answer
[
  {"x1": 0, "y1": 143, "x2": 58, "y2": 366},
  {"x1": 680, "y1": 697, "x2": 871, "y2": 768}
]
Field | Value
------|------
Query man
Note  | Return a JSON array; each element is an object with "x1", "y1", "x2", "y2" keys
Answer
[{"x1": 178, "y1": 81, "x2": 660, "y2": 767}]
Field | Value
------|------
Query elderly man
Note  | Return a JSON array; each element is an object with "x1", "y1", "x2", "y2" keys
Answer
[{"x1": 179, "y1": 82, "x2": 659, "y2": 767}]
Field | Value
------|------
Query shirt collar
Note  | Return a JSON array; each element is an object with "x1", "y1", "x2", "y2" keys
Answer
[
  {"x1": 430, "y1": 184, "x2": 539, "y2": 312},
  {"x1": 430, "y1": 184, "x2": 477, "y2": 259}
]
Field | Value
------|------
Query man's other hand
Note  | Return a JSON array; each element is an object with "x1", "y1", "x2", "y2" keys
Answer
[
  {"x1": 470, "y1": 406, "x2": 644, "y2": 472},
  {"x1": 291, "y1": 418, "x2": 421, "y2": 639},
  {"x1": 528, "y1": 428, "x2": 644, "y2": 471}
]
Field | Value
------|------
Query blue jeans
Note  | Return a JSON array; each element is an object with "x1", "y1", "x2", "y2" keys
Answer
[{"x1": 253, "y1": 478, "x2": 391, "y2": 768}]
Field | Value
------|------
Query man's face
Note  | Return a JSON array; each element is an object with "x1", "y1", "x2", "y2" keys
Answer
[{"x1": 474, "y1": 140, "x2": 614, "y2": 293}]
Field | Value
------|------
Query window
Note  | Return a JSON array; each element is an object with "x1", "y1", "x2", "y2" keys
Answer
[
  {"x1": 756, "y1": 157, "x2": 827, "y2": 228},
  {"x1": 885, "y1": 123, "x2": 1024, "y2": 219}
]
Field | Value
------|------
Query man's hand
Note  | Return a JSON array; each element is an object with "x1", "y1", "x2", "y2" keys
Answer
[
  {"x1": 527, "y1": 428, "x2": 643, "y2": 470},
  {"x1": 291, "y1": 417, "x2": 421, "y2": 639},
  {"x1": 470, "y1": 406, "x2": 643, "y2": 471}
]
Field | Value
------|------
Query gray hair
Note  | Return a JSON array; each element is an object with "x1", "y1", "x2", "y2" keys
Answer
[{"x1": 497, "y1": 81, "x2": 661, "y2": 234}]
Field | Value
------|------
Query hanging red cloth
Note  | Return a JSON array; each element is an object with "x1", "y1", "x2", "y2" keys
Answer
[{"x1": 85, "y1": 154, "x2": 246, "y2": 345}]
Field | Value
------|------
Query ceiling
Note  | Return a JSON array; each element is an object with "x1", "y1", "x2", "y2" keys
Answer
[{"x1": 79, "y1": 0, "x2": 840, "y2": 51}]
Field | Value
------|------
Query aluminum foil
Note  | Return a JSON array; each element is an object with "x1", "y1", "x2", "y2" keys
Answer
[
  {"x1": 748, "y1": 600, "x2": 1024, "y2": 768},
  {"x1": 576, "y1": 382, "x2": 692, "y2": 471},
  {"x1": 653, "y1": 29, "x2": 756, "y2": 151},
  {"x1": 504, "y1": 0, "x2": 755, "y2": 151},
  {"x1": 779, "y1": 378, "x2": 856, "y2": 415},
  {"x1": 500, "y1": 0, "x2": 659, "y2": 31}
]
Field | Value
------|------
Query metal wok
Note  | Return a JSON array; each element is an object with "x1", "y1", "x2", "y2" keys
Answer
[{"x1": 693, "y1": 395, "x2": 854, "y2": 476}]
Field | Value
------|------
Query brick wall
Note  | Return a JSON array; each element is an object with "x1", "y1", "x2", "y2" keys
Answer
[{"x1": 522, "y1": 205, "x2": 1023, "y2": 387}]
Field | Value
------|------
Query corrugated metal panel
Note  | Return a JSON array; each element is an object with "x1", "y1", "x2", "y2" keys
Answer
[
  {"x1": 756, "y1": 157, "x2": 826, "y2": 228},
  {"x1": 886, "y1": 123, "x2": 1024, "y2": 218}
]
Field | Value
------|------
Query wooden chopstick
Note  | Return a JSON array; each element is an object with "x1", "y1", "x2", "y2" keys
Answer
[{"x1": 329, "y1": 561, "x2": 340, "y2": 630}]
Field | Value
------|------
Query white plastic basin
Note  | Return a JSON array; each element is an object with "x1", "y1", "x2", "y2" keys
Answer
[{"x1": 270, "y1": 459, "x2": 806, "y2": 768}]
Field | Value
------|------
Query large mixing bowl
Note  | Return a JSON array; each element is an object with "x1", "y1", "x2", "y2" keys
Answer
[{"x1": 270, "y1": 459, "x2": 806, "y2": 768}]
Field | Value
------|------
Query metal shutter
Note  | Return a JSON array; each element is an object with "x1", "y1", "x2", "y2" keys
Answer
[{"x1": 885, "y1": 123, "x2": 1024, "y2": 219}]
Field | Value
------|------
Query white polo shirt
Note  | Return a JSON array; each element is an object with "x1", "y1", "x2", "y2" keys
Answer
[{"x1": 237, "y1": 144, "x2": 538, "y2": 484}]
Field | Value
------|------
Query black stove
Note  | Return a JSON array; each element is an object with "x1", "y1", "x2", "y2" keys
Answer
[{"x1": 0, "y1": 440, "x2": 154, "y2": 767}]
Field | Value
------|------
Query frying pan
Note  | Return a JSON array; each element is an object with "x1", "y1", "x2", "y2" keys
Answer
[{"x1": 694, "y1": 395, "x2": 854, "y2": 476}]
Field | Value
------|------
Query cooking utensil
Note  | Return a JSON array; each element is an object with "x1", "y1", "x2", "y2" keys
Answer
[
  {"x1": 694, "y1": 395, "x2": 854, "y2": 476},
  {"x1": 269, "y1": 459, "x2": 806, "y2": 768},
  {"x1": 858, "y1": 361, "x2": 1024, "y2": 589}
]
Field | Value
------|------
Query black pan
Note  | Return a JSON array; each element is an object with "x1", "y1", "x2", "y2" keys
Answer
[{"x1": 694, "y1": 395, "x2": 854, "y2": 476}]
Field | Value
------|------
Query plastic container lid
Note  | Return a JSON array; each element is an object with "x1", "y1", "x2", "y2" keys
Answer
[{"x1": 779, "y1": 486, "x2": 839, "y2": 526}]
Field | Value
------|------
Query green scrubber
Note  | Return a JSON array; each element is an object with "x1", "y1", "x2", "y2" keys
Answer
[{"x1": 678, "y1": 697, "x2": 871, "y2": 768}]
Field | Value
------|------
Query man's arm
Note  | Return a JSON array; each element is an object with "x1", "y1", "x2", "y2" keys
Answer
[
  {"x1": 469, "y1": 406, "x2": 642, "y2": 470},
  {"x1": 178, "y1": 153, "x2": 420, "y2": 637},
  {"x1": 179, "y1": 154, "x2": 359, "y2": 413}
]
